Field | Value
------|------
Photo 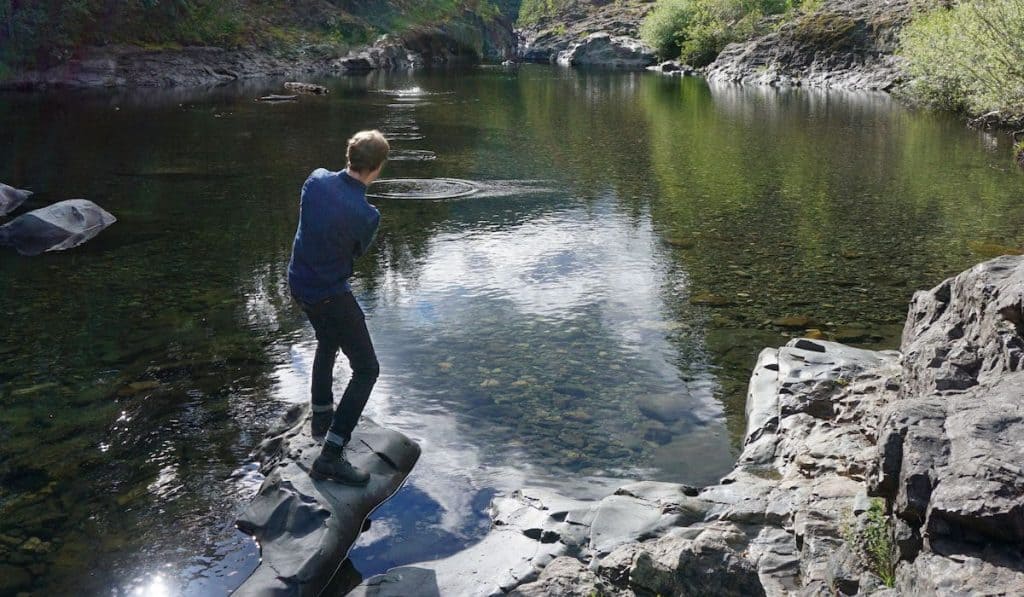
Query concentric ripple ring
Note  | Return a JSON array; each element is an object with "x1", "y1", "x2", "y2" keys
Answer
[{"x1": 367, "y1": 178, "x2": 480, "y2": 200}]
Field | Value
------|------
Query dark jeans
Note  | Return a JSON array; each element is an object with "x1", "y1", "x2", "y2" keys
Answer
[{"x1": 299, "y1": 292, "x2": 379, "y2": 444}]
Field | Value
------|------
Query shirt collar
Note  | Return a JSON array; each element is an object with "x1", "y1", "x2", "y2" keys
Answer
[{"x1": 340, "y1": 169, "x2": 367, "y2": 189}]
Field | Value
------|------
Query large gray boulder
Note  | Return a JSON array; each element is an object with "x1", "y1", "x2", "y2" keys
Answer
[
  {"x1": 0, "y1": 183, "x2": 32, "y2": 217},
  {"x1": 234, "y1": 405, "x2": 420, "y2": 597},
  {"x1": 870, "y1": 256, "x2": 1024, "y2": 578},
  {"x1": 556, "y1": 33, "x2": 656, "y2": 69},
  {"x1": 0, "y1": 199, "x2": 116, "y2": 256}
]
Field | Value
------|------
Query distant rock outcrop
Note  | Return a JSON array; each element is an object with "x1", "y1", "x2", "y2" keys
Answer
[
  {"x1": 2, "y1": 13, "x2": 515, "y2": 89},
  {"x1": 705, "y1": 0, "x2": 913, "y2": 90},
  {"x1": 518, "y1": 0, "x2": 655, "y2": 69},
  {"x1": 556, "y1": 33, "x2": 656, "y2": 69}
]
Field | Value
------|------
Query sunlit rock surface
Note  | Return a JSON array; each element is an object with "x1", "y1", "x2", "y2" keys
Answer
[
  {"x1": 555, "y1": 33, "x2": 656, "y2": 70},
  {"x1": 517, "y1": 0, "x2": 653, "y2": 65},
  {"x1": 355, "y1": 256, "x2": 1024, "y2": 595},
  {"x1": 872, "y1": 255, "x2": 1024, "y2": 594},
  {"x1": 0, "y1": 199, "x2": 115, "y2": 256},
  {"x1": 705, "y1": 0, "x2": 912, "y2": 90},
  {"x1": 234, "y1": 405, "x2": 420, "y2": 597}
]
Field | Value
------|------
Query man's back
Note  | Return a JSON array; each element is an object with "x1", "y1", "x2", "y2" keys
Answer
[{"x1": 288, "y1": 168, "x2": 380, "y2": 304}]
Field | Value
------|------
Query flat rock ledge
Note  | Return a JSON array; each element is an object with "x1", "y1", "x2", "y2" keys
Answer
[
  {"x1": 358, "y1": 255, "x2": 1024, "y2": 596},
  {"x1": 234, "y1": 405, "x2": 420, "y2": 596}
]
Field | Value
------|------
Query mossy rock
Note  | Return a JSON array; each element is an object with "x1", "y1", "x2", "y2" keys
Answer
[{"x1": 791, "y1": 12, "x2": 863, "y2": 52}]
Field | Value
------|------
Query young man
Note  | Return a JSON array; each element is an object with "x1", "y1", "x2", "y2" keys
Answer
[{"x1": 287, "y1": 130, "x2": 389, "y2": 486}]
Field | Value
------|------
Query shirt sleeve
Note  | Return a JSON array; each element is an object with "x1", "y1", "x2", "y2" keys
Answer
[{"x1": 352, "y1": 205, "x2": 381, "y2": 258}]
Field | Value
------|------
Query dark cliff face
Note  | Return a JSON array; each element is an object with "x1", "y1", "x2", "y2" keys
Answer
[
  {"x1": 0, "y1": 2, "x2": 517, "y2": 89},
  {"x1": 0, "y1": 1, "x2": 517, "y2": 86}
]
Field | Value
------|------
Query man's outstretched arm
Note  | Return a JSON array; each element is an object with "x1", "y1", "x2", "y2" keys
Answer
[{"x1": 353, "y1": 207, "x2": 380, "y2": 258}]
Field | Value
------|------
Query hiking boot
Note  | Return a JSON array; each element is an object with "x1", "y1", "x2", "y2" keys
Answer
[
  {"x1": 310, "y1": 409, "x2": 332, "y2": 439},
  {"x1": 310, "y1": 445, "x2": 370, "y2": 486}
]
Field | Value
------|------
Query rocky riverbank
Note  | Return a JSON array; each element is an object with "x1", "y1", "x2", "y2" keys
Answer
[
  {"x1": 1, "y1": 16, "x2": 515, "y2": 90},
  {"x1": 704, "y1": 0, "x2": 912, "y2": 91},
  {"x1": 345, "y1": 255, "x2": 1024, "y2": 595},
  {"x1": 513, "y1": 0, "x2": 910, "y2": 89}
]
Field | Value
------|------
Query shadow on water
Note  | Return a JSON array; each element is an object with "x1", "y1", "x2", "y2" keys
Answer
[{"x1": 1, "y1": 65, "x2": 1023, "y2": 594}]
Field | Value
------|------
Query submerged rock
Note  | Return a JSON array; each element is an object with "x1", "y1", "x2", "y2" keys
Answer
[
  {"x1": 0, "y1": 183, "x2": 32, "y2": 217},
  {"x1": 256, "y1": 94, "x2": 298, "y2": 102},
  {"x1": 283, "y1": 82, "x2": 328, "y2": 95},
  {"x1": 0, "y1": 199, "x2": 116, "y2": 256},
  {"x1": 234, "y1": 405, "x2": 420, "y2": 596}
]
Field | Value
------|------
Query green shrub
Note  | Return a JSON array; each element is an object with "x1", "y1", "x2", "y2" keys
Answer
[
  {"x1": 641, "y1": 0, "x2": 802, "y2": 66},
  {"x1": 640, "y1": 0, "x2": 694, "y2": 59},
  {"x1": 518, "y1": 0, "x2": 566, "y2": 26},
  {"x1": 900, "y1": 0, "x2": 1024, "y2": 116},
  {"x1": 863, "y1": 499, "x2": 898, "y2": 587},
  {"x1": 792, "y1": 11, "x2": 860, "y2": 51}
]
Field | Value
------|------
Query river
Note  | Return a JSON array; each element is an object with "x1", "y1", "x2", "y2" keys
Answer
[{"x1": 1, "y1": 65, "x2": 1023, "y2": 595}]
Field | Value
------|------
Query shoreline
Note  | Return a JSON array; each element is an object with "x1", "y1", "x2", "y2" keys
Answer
[{"x1": 238, "y1": 256, "x2": 1024, "y2": 596}]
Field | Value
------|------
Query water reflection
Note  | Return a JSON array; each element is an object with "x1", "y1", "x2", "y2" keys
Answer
[{"x1": 1, "y1": 66, "x2": 1023, "y2": 595}]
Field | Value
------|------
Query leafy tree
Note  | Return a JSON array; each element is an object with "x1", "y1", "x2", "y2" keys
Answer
[{"x1": 900, "y1": 0, "x2": 1024, "y2": 116}]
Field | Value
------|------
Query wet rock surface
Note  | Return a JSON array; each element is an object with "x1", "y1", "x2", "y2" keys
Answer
[
  {"x1": 705, "y1": 0, "x2": 913, "y2": 90},
  {"x1": 356, "y1": 256, "x2": 1024, "y2": 596},
  {"x1": 0, "y1": 199, "x2": 116, "y2": 256},
  {"x1": 0, "y1": 183, "x2": 33, "y2": 217},
  {"x1": 234, "y1": 405, "x2": 420, "y2": 596}
]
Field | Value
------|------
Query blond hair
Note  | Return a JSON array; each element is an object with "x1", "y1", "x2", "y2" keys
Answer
[{"x1": 347, "y1": 130, "x2": 390, "y2": 173}]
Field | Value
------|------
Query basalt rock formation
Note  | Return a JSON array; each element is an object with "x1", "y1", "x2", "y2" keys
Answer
[
  {"x1": 234, "y1": 405, "x2": 420, "y2": 597},
  {"x1": 705, "y1": 0, "x2": 913, "y2": 90},
  {"x1": 2, "y1": 13, "x2": 514, "y2": 90},
  {"x1": 355, "y1": 255, "x2": 1024, "y2": 596},
  {"x1": 555, "y1": 33, "x2": 656, "y2": 69},
  {"x1": 518, "y1": 0, "x2": 655, "y2": 68}
]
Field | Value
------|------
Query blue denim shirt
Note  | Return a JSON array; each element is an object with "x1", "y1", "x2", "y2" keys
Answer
[{"x1": 288, "y1": 169, "x2": 380, "y2": 304}]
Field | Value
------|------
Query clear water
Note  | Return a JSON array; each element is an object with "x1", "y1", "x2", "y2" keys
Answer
[{"x1": 1, "y1": 66, "x2": 1023, "y2": 595}]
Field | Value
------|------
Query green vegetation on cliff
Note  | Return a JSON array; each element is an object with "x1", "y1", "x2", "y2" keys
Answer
[
  {"x1": 517, "y1": 0, "x2": 566, "y2": 25},
  {"x1": 900, "y1": 0, "x2": 1024, "y2": 118},
  {"x1": 639, "y1": 0, "x2": 810, "y2": 66},
  {"x1": 0, "y1": 0, "x2": 503, "y2": 72}
]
